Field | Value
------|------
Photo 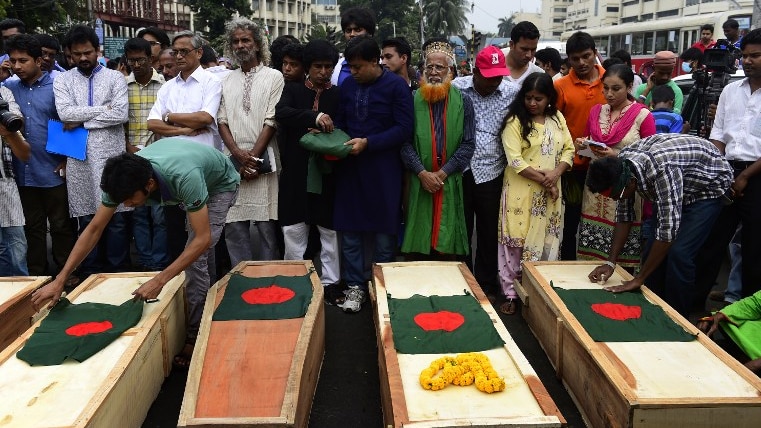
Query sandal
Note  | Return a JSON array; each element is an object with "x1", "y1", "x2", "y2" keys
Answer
[
  {"x1": 500, "y1": 298, "x2": 517, "y2": 316},
  {"x1": 173, "y1": 340, "x2": 195, "y2": 370}
]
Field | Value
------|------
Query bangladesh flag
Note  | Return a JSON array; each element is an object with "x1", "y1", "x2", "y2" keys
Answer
[
  {"x1": 389, "y1": 293, "x2": 504, "y2": 354},
  {"x1": 553, "y1": 287, "x2": 695, "y2": 342},
  {"x1": 212, "y1": 273, "x2": 313, "y2": 321},
  {"x1": 17, "y1": 298, "x2": 143, "y2": 366}
]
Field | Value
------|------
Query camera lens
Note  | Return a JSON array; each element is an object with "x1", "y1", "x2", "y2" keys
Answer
[{"x1": 0, "y1": 111, "x2": 23, "y2": 132}]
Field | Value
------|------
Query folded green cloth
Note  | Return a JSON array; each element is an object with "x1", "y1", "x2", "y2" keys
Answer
[{"x1": 299, "y1": 129, "x2": 352, "y2": 194}]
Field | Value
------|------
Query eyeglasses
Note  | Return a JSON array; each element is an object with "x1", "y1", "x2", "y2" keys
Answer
[
  {"x1": 170, "y1": 48, "x2": 197, "y2": 58},
  {"x1": 126, "y1": 57, "x2": 149, "y2": 66},
  {"x1": 147, "y1": 41, "x2": 162, "y2": 46},
  {"x1": 425, "y1": 64, "x2": 448, "y2": 74}
]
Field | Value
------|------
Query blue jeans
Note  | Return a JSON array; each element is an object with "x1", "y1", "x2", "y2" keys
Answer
[
  {"x1": 725, "y1": 225, "x2": 743, "y2": 303},
  {"x1": 132, "y1": 205, "x2": 169, "y2": 270},
  {"x1": 341, "y1": 231, "x2": 396, "y2": 290},
  {"x1": 77, "y1": 212, "x2": 129, "y2": 276},
  {"x1": 0, "y1": 226, "x2": 29, "y2": 276},
  {"x1": 641, "y1": 198, "x2": 722, "y2": 317}
]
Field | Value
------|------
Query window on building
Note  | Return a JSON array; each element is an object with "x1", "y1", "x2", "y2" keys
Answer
[
  {"x1": 641, "y1": 13, "x2": 653, "y2": 20},
  {"x1": 315, "y1": 0, "x2": 337, "y2": 4},
  {"x1": 555, "y1": 7, "x2": 567, "y2": 12},
  {"x1": 267, "y1": 1, "x2": 273, "y2": 11},
  {"x1": 288, "y1": 3, "x2": 293, "y2": 14},
  {"x1": 553, "y1": 31, "x2": 563, "y2": 37},
  {"x1": 554, "y1": 18, "x2": 564, "y2": 23},
  {"x1": 607, "y1": 7, "x2": 619, "y2": 12},
  {"x1": 658, "y1": 9, "x2": 679, "y2": 18},
  {"x1": 621, "y1": 16, "x2": 637, "y2": 23},
  {"x1": 278, "y1": 2, "x2": 284, "y2": 14},
  {"x1": 622, "y1": 0, "x2": 638, "y2": 5}
]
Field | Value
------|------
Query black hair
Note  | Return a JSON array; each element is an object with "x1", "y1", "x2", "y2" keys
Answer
[
  {"x1": 587, "y1": 157, "x2": 624, "y2": 193},
  {"x1": 723, "y1": 19, "x2": 739, "y2": 30},
  {"x1": 64, "y1": 25, "x2": 100, "y2": 51},
  {"x1": 0, "y1": 18, "x2": 25, "y2": 34},
  {"x1": 106, "y1": 58, "x2": 119, "y2": 70},
  {"x1": 5, "y1": 34, "x2": 41, "y2": 59},
  {"x1": 502, "y1": 72, "x2": 559, "y2": 143},
  {"x1": 700, "y1": 24, "x2": 714, "y2": 33},
  {"x1": 302, "y1": 39, "x2": 339, "y2": 69},
  {"x1": 566, "y1": 31, "x2": 595, "y2": 55},
  {"x1": 602, "y1": 64, "x2": 635, "y2": 99},
  {"x1": 101, "y1": 153, "x2": 153, "y2": 203},
  {"x1": 680, "y1": 47, "x2": 703, "y2": 65},
  {"x1": 601, "y1": 57, "x2": 623, "y2": 70},
  {"x1": 33, "y1": 34, "x2": 60, "y2": 52},
  {"x1": 340, "y1": 7, "x2": 376, "y2": 36},
  {"x1": 344, "y1": 35, "x2": 380, "y2": 63},
  {"x1": 136, "y1": 27, "x2": 170, "y2": 49},
  {"x1": 535, "y1": 47, "x2": 561, "y2": 71},
  {"x1": 510, "y1": 21, "x2": 540, "y2": 44},
  {"x1": 740, "y1": 28, "x2": 761, "y2": 50},
  {"x1": 382, "y1": 37, "x2": 412, "y2": 62},
  {"x1": 200, "y1": 45, "x2": 218, "y2": 65},
  {"x1": 610, "y1": 49, "x2": 632, "y2": 66},
  {"x1": 651, "y1": 84, "x2": 675, "y2": 105},
  {"x1": 123, "y1": 37, "x2": 152, "y2": 57},
  {"x1": 270, "y1": 35, "x2": 300, "y2": 71},
  {"x1": 281, "y1": 43, "x2": 304, "y2": 65}
]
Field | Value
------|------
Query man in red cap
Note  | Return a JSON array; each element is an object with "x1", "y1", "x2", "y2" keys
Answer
[{"x1": 452, "y1": 46, "x2": 519, "y2": 301}]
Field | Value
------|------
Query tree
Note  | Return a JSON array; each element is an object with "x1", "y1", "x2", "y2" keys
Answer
[
  {"x1": 337, "y1": 0, "x2": 421, "y2": 50},
  {"x1": 497, "y1": 16, "x2": 515, "y2": 38},
  {"x1": 182, "y1": 0, "x2": 252, "y2": 37},
  {"x1": 423, "y1": 0, "x2": 469, "y2": 38},
  {"x1": 3, "y1": 0, "x2": 86, "y2": 37}
]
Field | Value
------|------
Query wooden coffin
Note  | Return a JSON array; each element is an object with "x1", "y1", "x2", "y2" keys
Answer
[
  {"x1": 0, "y1": 276, "x2": 50, "y2": 350},
  {"x1": 518, "y1": 261, "x2": 761, "y2": 428},
  {"x1": 178, "y1": 261, "x2": 325, "y2": 428},
  {"x1": 372, "y1": 261, "x2": 564, "y2": 428},
  {"x1": 0, "y1": 272, "x2": 186, "y2": 428}
]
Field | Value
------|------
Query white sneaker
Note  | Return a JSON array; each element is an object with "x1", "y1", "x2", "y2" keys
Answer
[{"x1": 338, "y1": 286, "x2": 366, "y2": 313}]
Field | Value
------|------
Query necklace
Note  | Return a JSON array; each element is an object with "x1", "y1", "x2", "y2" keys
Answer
[{"x1": 603, "y1": 101, "x2": 633, "y2": 134}]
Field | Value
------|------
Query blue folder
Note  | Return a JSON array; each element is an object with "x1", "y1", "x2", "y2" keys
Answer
[{"x1": 46, "y1": 120, "x2": 88, "y2": 161}]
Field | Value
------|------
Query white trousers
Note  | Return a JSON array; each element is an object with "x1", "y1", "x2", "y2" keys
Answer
[{"x1": 282, "y1": 222, "x2": 340, "y2": 285}]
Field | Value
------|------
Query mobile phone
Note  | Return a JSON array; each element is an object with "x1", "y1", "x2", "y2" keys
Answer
[{"x1": 587, "y1": 140, "x2": 607, "y2": 149}]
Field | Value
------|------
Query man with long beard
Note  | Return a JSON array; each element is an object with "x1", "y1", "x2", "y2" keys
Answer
[
  {"x1": 218, "y1": 17, "x2": 284, "y2": 263},
  {"x1": 401, "y1": 39, "x2": 475, "y2": 259}
]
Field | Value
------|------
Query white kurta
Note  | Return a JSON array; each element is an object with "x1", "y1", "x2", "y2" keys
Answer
[{"x1": 218, "y1": 65, "x2": 284, "y2": 222}]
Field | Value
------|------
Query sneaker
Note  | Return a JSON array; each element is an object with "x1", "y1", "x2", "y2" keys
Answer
[
  {"x1": 323, "y1": 283, "x2": 347, "y2": 306},
  {"x1": 338, "y1": 286, "x2": 366, "y2": 313}
]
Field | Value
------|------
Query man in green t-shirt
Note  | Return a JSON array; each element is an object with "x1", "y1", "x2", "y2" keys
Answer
[{"x1": 31, "y1": 137, "x2": 240, "y2": 367}]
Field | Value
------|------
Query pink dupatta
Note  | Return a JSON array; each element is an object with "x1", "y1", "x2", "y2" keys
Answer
[{"x1": 586, "y1": 102, "x2": 648, "y2": 147}]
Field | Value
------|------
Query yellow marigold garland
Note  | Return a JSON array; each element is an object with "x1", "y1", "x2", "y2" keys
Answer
[{"x1": 419, "y1": 352, "x2": 506, "y2": 393}]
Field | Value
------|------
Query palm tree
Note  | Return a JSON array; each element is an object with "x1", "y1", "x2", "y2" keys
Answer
[
  {"x1": 423, "y1": 0, "x2": 470, "y2": 38},
  {"x1": 497, "y1": 16, "x2": 515, "y2": 38}
]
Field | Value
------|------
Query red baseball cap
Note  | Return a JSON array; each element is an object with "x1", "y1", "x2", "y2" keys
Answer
[{"x1": 475, "y1": 46, "x2": 510, "y2": 78}]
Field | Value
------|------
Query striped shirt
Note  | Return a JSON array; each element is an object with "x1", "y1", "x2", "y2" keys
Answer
[
  {"x1": 651, "y1": 108, "x2": 683, "y2": 134},
  {"x1": 0, "y1": 87, "x2": 25, "y2": 227},
  {"x1": 451, "y1": 75, "x2": 519, "y2": 184},
  {"x1": 126, "y1": 70, "x2": 164, "y2": 147},
  {"x1": 616, "y1": 134, "x2": 733, "y2": 242}
]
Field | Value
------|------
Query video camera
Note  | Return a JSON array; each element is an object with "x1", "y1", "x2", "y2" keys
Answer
[{"x1": 702, "y1": 39, "x2": 739, "y2": 73}]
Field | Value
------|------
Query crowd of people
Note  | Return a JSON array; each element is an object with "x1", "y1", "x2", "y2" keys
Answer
[{"x1": 0, "y1": 10, "x2": 759, "y2": 370}]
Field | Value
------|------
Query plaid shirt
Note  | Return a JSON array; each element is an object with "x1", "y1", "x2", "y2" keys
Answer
[
  {"x1": 616, "y1": 133, "x2": 733, "y2": 242},
  {"x1": 125, "y1": 70, "x2": 164, "y2": 147},
  {"x1": 451, "y1": 76, "x2": 519, "y2": 184}
]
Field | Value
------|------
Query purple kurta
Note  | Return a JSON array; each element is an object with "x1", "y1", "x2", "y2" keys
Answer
[{"x1": 333, "y1": 69, "x2": 414, "y2": 234}]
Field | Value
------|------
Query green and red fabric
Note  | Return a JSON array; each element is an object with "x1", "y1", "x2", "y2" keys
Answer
[
  {"x1": 719, "y1": 290, "x2": 761, "y2": 360},
  {"x1": 212, "y1": 273, "x2": 313, "y2": 321},
  {"x1": 17, "y1": 298, "x2": 143, "y2": 366},
  {"x1": 402, "y1": 87, "x2": 469, "y2": 256},
  {"x1": 389, "y1": 293, "x2": 504, "y2": 354},
  {"x1": 553, "y1": 287, "x2": 695, "y2": 342}
]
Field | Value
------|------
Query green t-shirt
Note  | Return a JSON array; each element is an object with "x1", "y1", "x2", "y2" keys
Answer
[
  {"x1": 635, "y1": 79, "x2": 684, "y2": 114},
  {"x1": 102, "y1": 138, "x2": 240, "y2": 212}
]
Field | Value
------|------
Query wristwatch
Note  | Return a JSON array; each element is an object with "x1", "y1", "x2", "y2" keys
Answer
[
  {"x1": 637, "y1": 94, "x2": 647, "y2": 101},
  {"x1": 603, "y1": 260, "x2": 616, "y2": 268},
  {"x1": 163, "y1": 112, "x2": 171, "y2": 123}
]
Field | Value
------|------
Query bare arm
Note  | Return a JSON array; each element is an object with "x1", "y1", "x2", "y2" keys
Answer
[
  {"x1": 0, "y1": 127, "x2": 31, "y2": 161},
  {"x1": 163, "y1": 111, "x2": 214, "y2": 129}
]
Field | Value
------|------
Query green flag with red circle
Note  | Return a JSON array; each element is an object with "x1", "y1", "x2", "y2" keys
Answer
[
  {"x1": 212, "y1": 273, "x2": 313, "y2": 321},
  {"x1": 17, "y1": 298, "x2": 143, "y2": 366},
  {"x1": 553, "y1": 287, "x2": 695, "y2": 342},
  {"x1": 389, "y1": 293, "x2": 504, "y2": 354}
]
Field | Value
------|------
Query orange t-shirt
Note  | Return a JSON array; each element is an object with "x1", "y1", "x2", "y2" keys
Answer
[{"x1": 554, "y1": 64, "x2": 606, "y2": 169}]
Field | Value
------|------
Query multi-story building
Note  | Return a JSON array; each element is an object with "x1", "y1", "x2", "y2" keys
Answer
[
  {"x1": 91, "y1": 0, "x2": 192, "y2": 37},
  {"x1": 313, "y1": 0, "x2": 341, "y2": 29},
  {"x1": 250, "y1": 0, "x2": 312, "y2": 39},
  {"x1": 540, "y1": 0, "x2": 573, "y2": 40}
]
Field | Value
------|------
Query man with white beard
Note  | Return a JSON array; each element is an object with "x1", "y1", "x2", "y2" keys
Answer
[{"x1": 400, "y1": 38, "x2": 475, "y2": 259}]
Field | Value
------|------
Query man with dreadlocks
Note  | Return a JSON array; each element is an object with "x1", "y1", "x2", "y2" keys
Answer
[
  {"x1": 585, "y1": 134, "x2": 733, "y2": 317},
  {"x1": 218, "y1": 17, "x2": 284, "y2": 263},
  {"x1": 401, "y1": 38, "x2": 474, "y2": 259}
]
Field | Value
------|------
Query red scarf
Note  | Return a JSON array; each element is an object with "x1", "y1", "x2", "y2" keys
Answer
[{"x1": 588, "y1": 102, "x2": 646, "y2": 147}]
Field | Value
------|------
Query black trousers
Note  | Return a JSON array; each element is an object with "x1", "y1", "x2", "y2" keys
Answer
[{"x1": 463, "y1": 170, "x2": 502, "y2": 296}]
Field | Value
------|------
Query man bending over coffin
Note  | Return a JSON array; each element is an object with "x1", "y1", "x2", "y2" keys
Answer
[
  {"x1": 31, "y1": 137, "x2": 240, "y2": 367},
  {"x1": 585, "y1": 134, "x2": 733, "y2": 317}
]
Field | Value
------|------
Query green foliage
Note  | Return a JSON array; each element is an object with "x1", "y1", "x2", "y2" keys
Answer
[
  {"x1": 3, "y1": 0, "x2": 85, "y2": 37},
  {"x1": 337, "y1": 0, "x2": 421, "y2": 51},
  {"x1": 183, "y1": 0, "x2": 252, "y2": 37},
  {"x1": 497, "y1": 16, "x2": 515, "y2": 38},
  {"x1": 423, "y1": 0, "x2": 469, "y2": 38}
]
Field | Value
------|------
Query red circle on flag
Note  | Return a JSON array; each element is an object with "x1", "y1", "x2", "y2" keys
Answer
[
  {"x1": 65, "y1": 321, "x2": 114, "y2": 336},
  {"x1": 591, "y1": 303, "x2": 642, "y2": 321},
  {"x1": 241, "y1": 285, "x2": 295, "y2": 304},
  {"x1": 414, "y1": 311, "x2": 465, "y2": 332}
]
